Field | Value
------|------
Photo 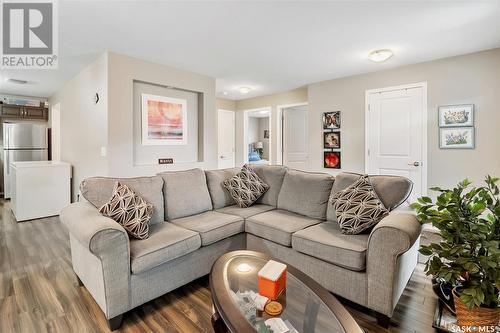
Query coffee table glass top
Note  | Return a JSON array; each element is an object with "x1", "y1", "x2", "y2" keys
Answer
[{"x1": 222, "y1": 254, "x2": 347, "y2": 333}]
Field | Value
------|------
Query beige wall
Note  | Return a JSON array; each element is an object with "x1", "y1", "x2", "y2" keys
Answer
[
  {"x1": 235, "y1": 87, "x2": 308, "y2": 165},
  {"x1": 107, "y1": 52, "x2": 217, "y2": 177},
  {"x1": 216, "y1": 98, "x2": 236, "y2": 111},
  {"x1": 49, "y1": 53, "x2": 108, "y2": 201},
  {"x1": 309, "y1": 48, "x2": 500, "y2": 191}
]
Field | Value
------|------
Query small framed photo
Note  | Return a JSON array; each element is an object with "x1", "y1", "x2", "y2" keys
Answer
[
  {"x1": 324, "y1": 151, "x2": 341, "y2": 169},
  {"x1": 324, "y1": 131, "x2": 340, "y2": 149},
  {"x1": 439, "y1": 127, "x2": 475, "y2": 149},
  {"x1": 438, "y1": 104, "x2": 474, "y2": 127},
  {"x1": 264, "y1": 129, "x2": 269, "y2": 139},
  {"x1": 323, "y1": 111, "x2": 340, "y2": 129}
]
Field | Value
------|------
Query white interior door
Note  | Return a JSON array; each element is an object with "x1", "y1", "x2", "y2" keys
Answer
[
  {"x1": 218, "y1": 110, "x2": 235, "y2": 169},
  {"x1": 366, "y1": 85, "x2": 426, "y2": 202},
  {"x1": 283, "y1": 106, "x2": 309, "y2": 170}
]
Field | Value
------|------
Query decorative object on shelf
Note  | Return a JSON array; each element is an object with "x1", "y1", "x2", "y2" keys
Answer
[
  {"x1": 258, "y1": 260, "x2": 287, "y2": 300},
  {"x1": 323, "y1": 111, "x2": 341, "y2": 129},
  {"x1": 324, "y1": 131, "x2": 341, "y2": 149},
  {"x1": 439, "y1": 104, "x2": 474, "y2": 127},
  {"x1": 411, "y1": 176, "x2": 500, "y2": 330},
  {"x1": 254, "y1": 141, "x2": 264, "y2": 158},
  {"x1": 92, "y1": 92, "x2": 100, "y2": 104},
  {"x1": 264, "y1": 129, "x2": 269, "y2": 139},
  {"x1": 324, "y1": 151, "x2": 341, "y2": 169},
  {"x1": 141, "y1": 93, "x2": 187, "y2": 146},
  {"x1": 439, "y1": 127, "x2": 474, "y2": 149}
]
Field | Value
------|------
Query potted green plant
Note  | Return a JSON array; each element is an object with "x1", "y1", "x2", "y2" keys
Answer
[{"x1": 411, "y1": 176, "x2": 500, "y2": 329}]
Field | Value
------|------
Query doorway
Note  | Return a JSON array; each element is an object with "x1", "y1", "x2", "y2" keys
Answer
[
  {"x1": 281, "y1": 104, "x2": 309, "y2": 170},
  {"x1": 365, "y1": 82, "x2": 427, "y2": 202},
  {"x1": 217, "y1": 109, "x2": 235, "y2": 169},
  {"x1": 243, "y1": 108, "x2": 271, "y2": 165}
]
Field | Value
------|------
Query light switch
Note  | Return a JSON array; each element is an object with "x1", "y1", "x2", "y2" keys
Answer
[{"x1": 100, "y1": 146, "x2": 107, "y2": 157}]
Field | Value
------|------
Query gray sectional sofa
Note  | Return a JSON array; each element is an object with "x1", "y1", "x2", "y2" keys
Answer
[{"x1": 60, "y1": 165, "x2": 422, "y2": 330}]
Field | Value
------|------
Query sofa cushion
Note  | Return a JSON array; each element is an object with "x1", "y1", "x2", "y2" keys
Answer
[
  {"x1": 171, "y1": 211, "x2": 244, "y2": 246},
  {"x1": 205, "y1": 168, "x2": 240, "y2": 209},
  {"x1": 326, "y1": 172, "x2": 413, "y2": 222},
  {"x1": 277, "y1": 169, "x2": 334, "y2": 220},
  {"x1": 130, "y1": 223, "x2": 201, "y2": 274},
  {"x1": 99, "y1": 182, "x2": 153, "y2": 240},
  {"x1": 292, "y1": 222, "x2": 369, "y2": 271},
  {"x1": 247, "y1": 165, "x2": 288, "y2": 207},
  {"x1": 80, "y1": 176, "x2": 164, "y2": 225},
  {"x1": 216, "y1": 204, "x2": 275, "y2": 219},
  {"x1": 159, "y1": 169, "x2": 213, "y2": 220},
  {"x1": 222, "y1": 165, "x2": 269, "y2": 208},
  {"x1": 330, "y1": 175, "x2": 389, "y2": 235},
  {"x1": 245, "y1": 210, "x2": 321, "y2": 246}
]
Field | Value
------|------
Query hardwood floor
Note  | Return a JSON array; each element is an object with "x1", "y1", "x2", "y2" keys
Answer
[{"x1": 0, "y1": 200, "x2": 438, "y2": 333}]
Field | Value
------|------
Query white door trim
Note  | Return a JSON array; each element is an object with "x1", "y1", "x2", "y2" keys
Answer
[
  {"x1": 217, "y1": 109, "x2": 235, "y2": 169},
  {"x1": 364, "y1": 82, "x2": 428, "y2": 196},
  {"x1": 243, "y1": 107, "x2": 272, "y2": 164},
  {"x1": 277, "y1": 102, "x2": 308, "y2": 165}
]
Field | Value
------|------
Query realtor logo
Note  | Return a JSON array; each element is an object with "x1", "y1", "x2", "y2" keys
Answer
[{"x1": 1, "y1": 0, "x2": 58, "y2": 69}]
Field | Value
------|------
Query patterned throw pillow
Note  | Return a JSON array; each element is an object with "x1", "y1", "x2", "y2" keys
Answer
[
  {"x1": 99, "y1": 182, "x2": 153, "y2": 240},
  {"x1": 329, "y1": 175, "x2": 389, "y2": 235},
  {"x1": 222, "y1": 165, "x2": 270, "y2": 208}
]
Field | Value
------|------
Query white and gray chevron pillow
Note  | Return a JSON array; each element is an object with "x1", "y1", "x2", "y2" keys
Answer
[
  {"x1": 330, "y1": 175, "x2": 389, "y2": 235},
  {"x1": 222, "y1": 165, "x2": 269, "y2": 208},
  {"x1": 99, "y1": 182, "x2": 153, "y2": 240}
]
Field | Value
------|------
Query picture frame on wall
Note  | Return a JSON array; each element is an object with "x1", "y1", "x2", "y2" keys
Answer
[
  {"x1": 323, "y1": 111, "x2": 341, "y2": 129},
  {"x1": 324, "y1": 151, "x2": 341, "y2": 169},
  {"x1": 324, "y1": 131, "x2": 341, "y2": 149},
  {"x1": 438, "y1": 104, "x2": 474, "y2": 127},
  {"x1": 439, "y1": 127, "x2": 475, "y2": 149},
  {"x1": 141, "y1": 93, "x2": 188, "y2": 146}
]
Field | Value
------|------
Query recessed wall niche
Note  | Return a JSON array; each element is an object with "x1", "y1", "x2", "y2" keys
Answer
[{"x1": 133, "y1": 80, "x2": 204, "y2": 166}]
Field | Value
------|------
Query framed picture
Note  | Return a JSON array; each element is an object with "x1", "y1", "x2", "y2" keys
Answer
[
  {"x1": 323, "y1": 111, "x2": 341, "y2": 129},
  {"x1": 141, "y1": 93, "x2": 188, "y2": 145},
  {"x1": 324, "y1": 131, "x2": 340, "y2": 149},
  {"x1": 438, "y1": 104, "x2": 474, "y2": 127},
  {"x1": 324, "y1": 151, "x2": 341, "y2": 169},
  {"x1": 264, "y1": 129, "x2": 269, "y2": 139},
  {"x1": 439, "y1": 127, "x2": 475, "y2": 149}
]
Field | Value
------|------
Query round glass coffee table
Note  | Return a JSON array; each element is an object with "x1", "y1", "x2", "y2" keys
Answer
[{"x1": 209, "y1": 250, "x2": 364, "y2": 333}]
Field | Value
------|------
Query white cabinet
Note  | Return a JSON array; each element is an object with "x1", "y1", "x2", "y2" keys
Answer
[{"x1": 11, "y1": 161, "x2": 71, "y2": 221}]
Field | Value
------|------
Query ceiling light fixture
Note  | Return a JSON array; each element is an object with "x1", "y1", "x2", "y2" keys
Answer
[
  {"x1": 368, "y1": 49, "x2": 393, "y2": 63},
  {"x1": 222, "y1": 91, "x2": 228, "y2": 96},
  {"x1": 238, "y1": 86, "x2": 252, "y2": 94},
  {"x1": 5, "y1": 78, "x2": 29, "y2": 85}
]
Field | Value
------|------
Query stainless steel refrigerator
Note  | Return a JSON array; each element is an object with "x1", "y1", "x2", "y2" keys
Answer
[{"x1": 2, "y1": 122, "x2": 48, "y2": 198}]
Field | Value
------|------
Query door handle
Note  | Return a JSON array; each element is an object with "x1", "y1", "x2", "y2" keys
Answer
[{"x1": 408, "y1": 161, "x2": 420, "y2": 167}]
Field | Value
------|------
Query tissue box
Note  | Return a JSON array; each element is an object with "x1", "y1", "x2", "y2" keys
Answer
[{"x1": 258, "y1": 260, "x2": 287, "y2": 300}]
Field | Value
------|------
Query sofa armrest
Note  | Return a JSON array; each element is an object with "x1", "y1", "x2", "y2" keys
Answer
[
  {"x1": 60, "y1": 201, "x2": 128, "y2": 254},
  {"x1": 60, "y1": 202, "x2": 131, "y2": 319},
  {"x1": 366, "y1": 212, "x2": 422, "y2": 317}
]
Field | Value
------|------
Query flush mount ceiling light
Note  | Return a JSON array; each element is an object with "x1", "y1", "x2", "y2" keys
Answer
[
  {"x1": 5, "y1": 78, "x2": 29, "y2": 85},
  {"x1": 237, "y1": 86, "x2": 252, "y2": 94},
  {"x1": 368, "y1": 49, "x2": 393, "y2": 62}
]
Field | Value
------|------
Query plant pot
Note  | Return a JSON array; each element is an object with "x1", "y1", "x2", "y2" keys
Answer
[{"x1": 452, "y1": 288, "x2": 500, "y2": 328}]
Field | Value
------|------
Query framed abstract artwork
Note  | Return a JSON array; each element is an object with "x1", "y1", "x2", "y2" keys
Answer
[
  {"x1": 324, "y1": 151, "x2": 341, "y2": 169},
  {"x1": 438, "y1": 104, "x2": 474, "y2": 127},
  {"x1": 141, "y1": 93, "x2": 187, "y2": 145},
  {"x1": 439, "y1": 127, "x2": 475, "y2": 149},
  {"x1": 323, "y1": 111, "x2": 341, "y2": 129},
  {"x1": 324, "y1": 131, "x2": 340, "y2": 149}
]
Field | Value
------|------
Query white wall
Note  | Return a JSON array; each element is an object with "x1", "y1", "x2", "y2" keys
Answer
[
  {"x1": 308, "y1": 48, "x2": 500, "y2": 190},
  {"x1": 258, "y1": 117, "x2": 269, "y2": 159},
  {"x1": 247, "y1": 117, "x2": 259, "y2": 147},
  {"x1": 49, "y1": 53, "x2": 108, "y2": 201}
]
